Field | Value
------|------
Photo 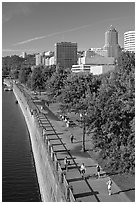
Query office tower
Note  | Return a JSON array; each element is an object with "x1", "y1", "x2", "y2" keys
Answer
[
  {"x1": 124, "y1": 31, "x2": 135, "y2": 52},
  {"x1": 54, "y1": 42, "x2": 77, "y2": 69},
  {"x1": 104, "y1": 25, "x2": 121, "y2": 58}
]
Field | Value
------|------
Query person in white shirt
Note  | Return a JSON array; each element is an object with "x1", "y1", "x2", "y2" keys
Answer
[
  {"x1": 107, "y1": 178, "x2": 113, "y2": 195},
  {"x1": 80, "y1": 163, "x2": 86, "y2": 178}
]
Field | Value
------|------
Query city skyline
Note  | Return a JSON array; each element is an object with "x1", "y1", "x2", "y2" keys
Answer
[{"x1": 2, "y1": 2, "x2": 135, "y2": 56}]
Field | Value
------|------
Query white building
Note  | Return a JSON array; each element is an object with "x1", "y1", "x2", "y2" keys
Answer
[
  {"x1": 22, "y1": 52, "x2": 27, "y2": 58},
  {"x1": 71, "y1": 64, "x2": 92, "y2": 73},
  {"x1": 90, "y1": 48, "x2": 108, "y2": 57},
  {"x1": 45, "y1": 58, "x2": 50, "y2": 66},
  {"x1": 49, "y1": 56, "x2": 55, "y2": 66},
  {"x1": 79, "y1": 51, "x2": 115, "y2": 65},
  {"x1": 36, "y1": 53, "x2": 43, "y2": 65},
  {"x1": 72, "y1": 64, "x2": 115, "y2": 75},
  {"x1": 72, "y1": 50, "x2": 115, "y2": 75},
  {"x1": 124, "y1": 31, "x2": 135, "y2": 52}
]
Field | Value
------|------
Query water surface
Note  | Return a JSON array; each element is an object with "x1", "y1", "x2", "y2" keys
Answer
[{"x1": 2, "y1": 88, "x2": 41, "y2": 202}]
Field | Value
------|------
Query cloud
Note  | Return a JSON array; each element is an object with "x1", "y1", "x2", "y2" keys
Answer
[
  {"x1": 2, "y1": 48, "x2": 36, "y2": 52},
  {"x1": 13, "y1": 16, "x2": 129, "y2": 46},
  {"x1": 13, "y1": 24, "x2": 95, "y2": 46},
  {"x1": 13, "y1": 31, "x2": 63, "y2": 46}
]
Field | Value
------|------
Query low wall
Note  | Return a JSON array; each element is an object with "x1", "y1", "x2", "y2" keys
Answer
[{"x1": 13, "y1": 84, "x2": 66, "y2": 202}]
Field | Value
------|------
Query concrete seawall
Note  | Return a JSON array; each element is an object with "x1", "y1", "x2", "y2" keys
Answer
[{"x1": 13, "y1": 84, "x2": 66, "y2": 202}]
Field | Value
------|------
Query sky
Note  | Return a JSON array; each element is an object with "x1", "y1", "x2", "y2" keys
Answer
[{"x1": 2, "y1": 1, "x2": 135, "y2": 57}]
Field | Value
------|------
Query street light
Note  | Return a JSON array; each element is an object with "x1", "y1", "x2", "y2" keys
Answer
[{"x1": 80, "y1": 112, "x2": 87, "y2": 152}]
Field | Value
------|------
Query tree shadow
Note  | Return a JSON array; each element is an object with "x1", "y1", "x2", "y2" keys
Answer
[
  {"x1": 36, "y1": 99, "x2": 61, "y2": 121},
  {"x1": 86, "y1": 165, "x2": 96, "y2": 168},
  {"x1": 74, "y1": 191, "x2": 99, "y2": 199},
  {"x1": 86, "y1": 174, "x2": 97, "y2": 180},
  {"x1": 106, "y1": 172, "x2": 120, "y2": 176},
  {"x1": 70, "y1": 145, "x2": 91, "y2": 158},
  {"x1": 112, "y1": 188, "x2": 135, "y2": 195},
  {"x1": 67, "y1": 177, "x2": 83, "y2": 182}
]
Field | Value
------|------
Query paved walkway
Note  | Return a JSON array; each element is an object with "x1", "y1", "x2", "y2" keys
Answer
[{"x1": 24, "y1": 89, "x2": 131, "y2": 202}]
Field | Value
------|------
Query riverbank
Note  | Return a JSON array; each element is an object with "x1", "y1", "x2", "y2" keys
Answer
[{"x1": 13, "y1": 84, "x2": 67, "y2": 202}]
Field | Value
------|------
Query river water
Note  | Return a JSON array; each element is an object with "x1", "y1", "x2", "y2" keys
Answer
[{"x1": 2, "y1": 88, "x2": 41, "y2": 202}]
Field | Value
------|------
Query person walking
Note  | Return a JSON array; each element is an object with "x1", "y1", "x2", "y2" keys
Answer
[
  {"x1": 70, "y1": 134, "x2": 74, "y2": 143},
  {"x1": 64, "y1": 156, "x2": 68, "y2": 171},
  {"x1": 107, "y1": 178, "x2": 113, "y2": 195},
  {"x1": 66, "y1": 120, "x2": 70, "y2": 128},
  {"x1": 46, "y1": 101, "x2": 49, "y2": 107},
  {"x1": 96, "y1": 164, "x2": 101, "y2": 178},
  {"x1": 80, "y1": 163, "x2": 86, "y2": 178}
]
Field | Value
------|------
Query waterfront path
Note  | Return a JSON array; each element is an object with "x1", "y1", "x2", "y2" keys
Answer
[{"x1": 24, "y1": 89, "x2": 131, "y2": 202}]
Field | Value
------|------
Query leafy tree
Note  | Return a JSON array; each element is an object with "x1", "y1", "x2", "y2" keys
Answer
[
  {"x1": 87, "y1": 51, "x2": 135, "y2": 173},
  {"x1": 26, "y1": 72, "x2": 32, "y2": 89},
  {"x1": 18, "y1": 66, "x2": 32, "y2": 84},
  {"x1": 46, "y1": 66, "x2": 70, "y2": 101},
  {"x1": 58, "y1": 73, "x2": 101, "y2": 114},
  {"x1": 31, "y1": 66, "x2": 44, "y2": 91},
  {"x1": 2, "y1": 55, "x2": 24, "y2": 76},
  {"x1": 42, "y1": 65, "x2": 56, "y2": 88},
  {"x1": 9, "y1": 69, "x2": 19, "y2": 79}
]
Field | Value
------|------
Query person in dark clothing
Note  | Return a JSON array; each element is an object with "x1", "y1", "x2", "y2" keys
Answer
[
  {"x1": 70, "y1": 134, "x2": 74, "y2": 143},
  {"x1": 96, "y1": 164, "x2": 101, "y2": 178},
  {"x1": 64, "y1": 156, "x2": 68, "y2": 171}
]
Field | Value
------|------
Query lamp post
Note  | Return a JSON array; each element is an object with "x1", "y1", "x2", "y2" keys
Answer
[{"x1": 80, "y1": 112, "x2": 87, "y2": 152}]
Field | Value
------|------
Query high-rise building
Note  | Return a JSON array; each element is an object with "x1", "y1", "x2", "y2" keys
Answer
[
  {"x1": 104, "y1": 25, "x2": 121, "y2": 58},
  {"x1": 36, "y1": 53, "x2": 43, "y2": 65},
  {"x1": 54, "y1": 42, "x2": 77, "y2": 69},
  {"x1": 22, "y1": 52, "x2": 27, "y2": 58},
  {"x1": 124, "y1": 31, "x2": 135, "y2": 52}
]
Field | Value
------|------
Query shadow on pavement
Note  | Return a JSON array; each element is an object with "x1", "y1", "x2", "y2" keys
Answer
[
  {"x1": 85, "y1": 179, "x2": 100, "y2": 202},
  {"x1": 74, "y1": 190, "x2": 99, "y2": 199},
  {"x1": 112, "y1": 188, "x2": 135, "y2": 195},
  {"x1": 70, "y1": 145, "x2": 91, "y2": 158},
  {"x1": 86, "y1": 165, "x2": 97, "y2": 168},
  {"x1": 67, "y1": 177, "x2": 83, "y2": 182},
  {"x1": 34, "y1": 99, "x2": 60, "y2": 121},
  {"x1": 106, "y1": 172, "x2": 120, "y2": 176}
]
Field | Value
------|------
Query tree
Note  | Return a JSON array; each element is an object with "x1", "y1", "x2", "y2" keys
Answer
[
  {"x1": 58, "y1": 73, "x2": 101, "y2": 114},
  {"x1": 42, "y1": 65, "x2": 56, "y2": 88},
  {"x1": 18, "y1": 66, "x2": 32, "y2": 84},
  {"x1": 31, "y1": 66, "x2": 44, "y2": 91},
  {"x1": 2, "y1": 55, "x2": 25, "y2": 77},
  {"x1": 87, "y1": 51, "x2": 135, "y2": 173},
  {"x1": 46, "y1": 66, "x2": 70, "y2": 102},
  {"x1": 9, "y1": 69, "x2": 19, "y2": 79}
]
